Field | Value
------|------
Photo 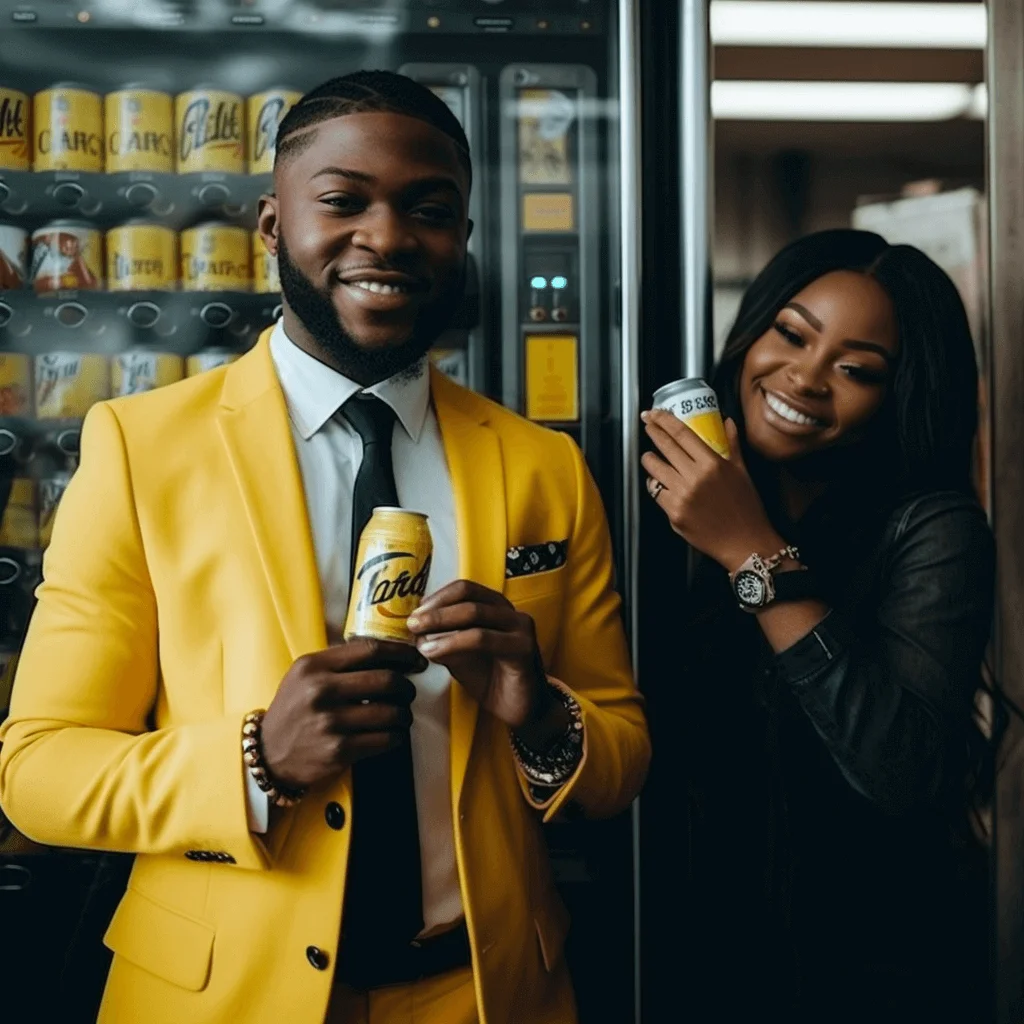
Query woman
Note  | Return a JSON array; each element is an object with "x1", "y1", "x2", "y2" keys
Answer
[{"x1": 643, "y1": 229, "x2": 994, "y2": 1022}]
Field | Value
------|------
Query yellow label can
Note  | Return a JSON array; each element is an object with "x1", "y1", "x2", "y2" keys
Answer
[
  {"x1": 175, "y1": 88, "x2": 244, "y2": 173},
  {"x1": 247, "y1": 87, "x2": 301, "y2": 174},
  {"x1": 34, "y1": 352, "x2": 110, "y2": 419},
  {"x1": 106, "y1": 221, "x2": 177, "y2": 291},
  {"x1": 0, "y1": 354, "x2": 32, "y2": 418},
  {"x1": 0, "y1": 87, "x2": 30, "y2": 170},
  {"x1": 344, "y1": 507, "x2": 433, "y2": 644},
  {"x1": 105, "y1": 87, "x2": 174, "y2": 173},
  {"x1": 34, "y1": 84, "x2": 104, "y2": 172},
  {"x1": 185, "y1": 349, "x2": 240, "y2": 376},
  {"x1": 252, "y1": 230, "x2": 280, "y2": 293},
  {"x1": 180, "y1": 222, "x2": 250, "y2": 291},
  {"x1": 38, "y1": 471, "x2": 72, "y2": 548},
  {"x1": 112, "y1": 350, "x2": 184, "y2": 396},
  {"x1": 0, "y1": 645, "x2": 18, "y2": 713},
  {"x1": 0, "y1": 478, "x2": 37, "y2": 549}
]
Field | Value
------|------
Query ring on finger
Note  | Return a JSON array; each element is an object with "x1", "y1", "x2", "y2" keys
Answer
[{"x1": 647, "y1": 477, "x2": 665, "y2": 500}]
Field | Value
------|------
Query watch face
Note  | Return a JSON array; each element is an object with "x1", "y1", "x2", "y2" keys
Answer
[{"x1": 734, "y1": 570, "x2": 767, "y2": 607}]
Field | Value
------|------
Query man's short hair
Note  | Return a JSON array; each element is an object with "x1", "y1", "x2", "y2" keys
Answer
[{"x1": 274, "y1": 70, "x2": 472, "y2": 184}]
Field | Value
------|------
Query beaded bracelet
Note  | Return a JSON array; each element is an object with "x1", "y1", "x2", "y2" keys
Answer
[
  {"x1": 509, "y1": 684, "x2": 585, "y2": 788},
  {"x1": 242, "y1": 710, "x2": 307, "y2": 809}
]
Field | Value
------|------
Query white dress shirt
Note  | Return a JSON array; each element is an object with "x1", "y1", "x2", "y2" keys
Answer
[{"x1": 246, "y1": 320, "x2": 464, "y2": 932}]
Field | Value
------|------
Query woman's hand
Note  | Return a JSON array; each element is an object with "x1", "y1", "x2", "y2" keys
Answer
[{"x1": 641, "y1": 409, "x2": 783, "y2": 572}]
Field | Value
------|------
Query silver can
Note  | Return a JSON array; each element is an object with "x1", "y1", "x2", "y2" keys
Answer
[{"x1": 652, "y1": 377, "x2": 730, "y2": 459}]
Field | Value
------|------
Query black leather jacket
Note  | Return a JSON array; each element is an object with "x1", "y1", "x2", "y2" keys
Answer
[{"x1": 681, "y1": 487, "x2": 995, "y2": 1023}]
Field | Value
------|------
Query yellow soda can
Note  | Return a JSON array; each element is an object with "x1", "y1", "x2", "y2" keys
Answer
[
  {"x1": 0, "y1": 477, "x2": 37, "y2": 549},
  {"x1": 252, "y1": 230, "x2": 279, "y2": 293},
  {"x1": 106, "y1": 221, "x2": 177, "y2": 291},
  {"x1": 180, "y1": 222, "x2": 250, "y2": 291},
  {"x1": 653, "y1": 377, "x2": 730, "y2": 459},
  {"x1": 0, "y1": 354, "x2": 32, "y2": 418},
  {"x1": 344, "y1": 507, "x2": 433, "y2": 644},
  {"x1": 112, "y1": 350, "x2": 184, "y2": 396},
  {"x1": 33, "y1": 83, "x2": 104, "y2": 172},
  {"x1": 0, "y1": 646, "x2": 18, "y2": 713},
  {"x1": 175, "y1": 87, "x2": 244, "y2": 173},
  {"x1": 247, "y1": 87, "x2": 301, "y2": 174},
  {"x1": 185, "y1": 348, "x2": 240, "y2": 376},
  {"x1": 38, "y1": 470, "x2": 72, "y2": 548},
  {"x1": 34, "y1": 352, "x2": 110, "y2": 419},
  {"x1": 0, "y1": 87, "x2": 30, "y2": 170},
  {"x1": 105, "y1": 86, "x2": 174, "y2": 173}
]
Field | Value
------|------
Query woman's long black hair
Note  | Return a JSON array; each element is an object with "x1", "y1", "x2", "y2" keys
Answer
[{"x1": 711, "y1": 228, "x2": 980, "y2": 498}]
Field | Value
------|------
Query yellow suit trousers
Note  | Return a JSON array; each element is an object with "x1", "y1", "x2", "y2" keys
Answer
[{"x1": 325, "y1": 968, "x2": 477, "y2": 1024}]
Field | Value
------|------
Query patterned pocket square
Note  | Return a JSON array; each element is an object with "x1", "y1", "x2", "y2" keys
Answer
[{"x1": 505, "y1": 540, "x2": 568, "y2": 579}]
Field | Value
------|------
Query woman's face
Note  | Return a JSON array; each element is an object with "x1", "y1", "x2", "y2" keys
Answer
[{"x1": 738, "y1": 270, "x2": 899, "y2": 464}]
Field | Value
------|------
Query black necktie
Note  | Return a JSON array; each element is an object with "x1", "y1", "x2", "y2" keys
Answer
[{"x1": 338, "y1": 394, "x2": 424, "y2": 981}]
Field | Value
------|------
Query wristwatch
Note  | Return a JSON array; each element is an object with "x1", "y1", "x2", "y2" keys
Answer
[{"x1": 730, "y1": 545, "x2": 818, "y2": 612}]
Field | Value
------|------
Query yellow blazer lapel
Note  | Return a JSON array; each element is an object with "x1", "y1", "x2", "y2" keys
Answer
[
  {"x1": 217, "y1": 331, "x2": 326, "y2": 672},
  {"x1": 431, "y1": 367, "x2": 507, "y2": 804}
]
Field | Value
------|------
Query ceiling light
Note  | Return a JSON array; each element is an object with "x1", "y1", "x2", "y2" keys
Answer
[
  {"x1": 711, "y1": 81, "x2": 987, "y2": 121},
  {"x1": 711, "y1": 2, "x2": 987, "y2": 49}
]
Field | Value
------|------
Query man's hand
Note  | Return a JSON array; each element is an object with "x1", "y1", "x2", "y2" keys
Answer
[
  {"x1": 407, "y1": 581, "x2": 569, "y2": 748},
  {"x1": 259, "y1": 638, "x2": 426, "y2": 792}
]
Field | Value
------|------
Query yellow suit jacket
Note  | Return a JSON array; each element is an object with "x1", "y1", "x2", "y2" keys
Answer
[{"x1": 0, "y1": 332, "x2": 650, "y2": 1024}]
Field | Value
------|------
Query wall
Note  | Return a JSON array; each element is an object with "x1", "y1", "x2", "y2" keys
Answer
[{"x1": 712, "y1": 148, "x2": 983, "y2": 354}]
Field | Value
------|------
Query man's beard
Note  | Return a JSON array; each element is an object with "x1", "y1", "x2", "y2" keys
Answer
[{"x1": 277, "y1": 235, "x2": 465, "y2": 383}]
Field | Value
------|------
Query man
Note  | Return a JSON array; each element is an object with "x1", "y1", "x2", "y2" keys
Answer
[{"x1": 0, "y1": 72, "x2": 649, "y2": 1024}]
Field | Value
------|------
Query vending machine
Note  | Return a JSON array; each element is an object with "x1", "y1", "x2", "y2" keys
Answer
[{"x1": 0, "y1": 1, "x2": 656, "y2": 1020}]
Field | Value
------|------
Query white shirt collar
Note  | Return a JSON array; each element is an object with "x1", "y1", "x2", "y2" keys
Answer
[{"x1": 268, "y1": 319, "x2": 430, "y2": 443}]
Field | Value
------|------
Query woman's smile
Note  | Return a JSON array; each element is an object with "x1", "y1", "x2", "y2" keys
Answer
[{"x1": 758, "y1": 386, "x2": 830, "y2": 434}]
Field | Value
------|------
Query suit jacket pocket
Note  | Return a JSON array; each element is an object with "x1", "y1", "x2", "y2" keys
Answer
[
  {"x1": 103, "y1": 886, "x2": 215, "y2": 992},
  {"x1": 504, "y1": 567, "x2": 565, "y2": 605}
]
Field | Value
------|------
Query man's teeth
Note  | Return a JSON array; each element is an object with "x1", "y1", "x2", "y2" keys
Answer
[
  {"x1": 349, "y1": 280, "x2": 409, "y2": 295},
  {"x1": 765, "y1": 391, "x2": 822, "y2": 426}
]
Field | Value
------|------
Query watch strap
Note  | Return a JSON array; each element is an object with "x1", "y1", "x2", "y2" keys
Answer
[{"x1": 771, "y1": 567, "x2": 822, "y2": 604}]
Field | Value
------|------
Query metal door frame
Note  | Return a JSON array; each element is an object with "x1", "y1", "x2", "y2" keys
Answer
[{"x1": 988, "y1": 0, "x2": 1024, "y2": 1020}]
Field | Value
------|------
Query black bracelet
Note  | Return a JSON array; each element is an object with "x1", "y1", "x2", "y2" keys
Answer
[
  {"x1": 510, "y1": 685, "x2": 584, "y2": 788},
  {"x1": 242, "y1": 710, "x2": 306, "y2": 809}
]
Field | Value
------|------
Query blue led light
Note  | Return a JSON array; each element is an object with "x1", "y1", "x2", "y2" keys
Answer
[
  {"x1": 530, "y1": 276, "x2": 548, "y2": 289},
  {"x1": 551, "y1": 275, "x2": 568, "y2": 289}
]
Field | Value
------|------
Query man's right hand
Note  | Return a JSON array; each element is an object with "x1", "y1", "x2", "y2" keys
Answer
[{"x1": 260, "y1": 638, "x2": 426, "y2": 792}]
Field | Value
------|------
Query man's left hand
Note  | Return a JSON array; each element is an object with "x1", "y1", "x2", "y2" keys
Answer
[{"x1": 407, "y1": 580, "x2": 550, "y2": 730}]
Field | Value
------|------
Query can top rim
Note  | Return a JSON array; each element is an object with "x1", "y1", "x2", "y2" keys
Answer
[
  {"x1": 178, "y1": 85, "x2": 241, "y2": 95},
  {"x1": 185, "y1": 222, "x2": 246, "y2": 231},
  {"x1": 42, "y1": 82, "x2": 96, "y2": 92},
  {"x1": 252, "y1": 87, "x2": 304, "y2": 95},
  {"x1": 32, "y1": 220, "x2": 94, "y2": 231},
  {"x1": 112, "y1": 84, "x2": 170, "y2": 92},
  {"x1": 653, "y1": 378, "x2": 710, "y2": 403},
  {"x1": 372, "y1": 506, "x2": 428, "y2": 519}
]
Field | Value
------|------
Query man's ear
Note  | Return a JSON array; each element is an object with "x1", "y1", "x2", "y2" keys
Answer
[{"x1": 256, "y1": 193, "x2": 280, "y2": 257}]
